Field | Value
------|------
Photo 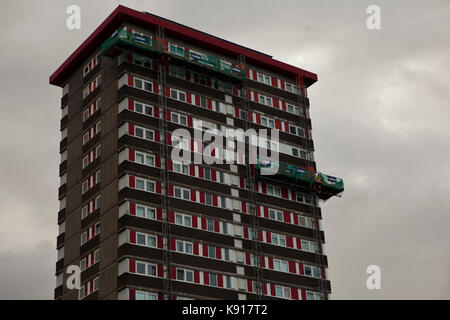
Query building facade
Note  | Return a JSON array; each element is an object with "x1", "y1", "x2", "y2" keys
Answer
[{"x1": 51, "y1": 5, "x2": 344, "y2": 300}]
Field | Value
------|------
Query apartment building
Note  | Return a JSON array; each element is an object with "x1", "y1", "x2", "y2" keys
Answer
[{"x1": 51, "y1": 5, "x2": 344, "y2": 300}]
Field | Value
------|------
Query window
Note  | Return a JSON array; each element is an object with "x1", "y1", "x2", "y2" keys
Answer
[
  {"x1": 173, "y1": 162, "x2": 189, "y2": 175},
  {"x1": 199, "y1": 74, "x2": 207, "y2": 86},
  {"x1": 222, "y1": 222, "x2": 228, "y2": 235},
  {"x1": 305, "y1": 265, "x2": 315, "y2": 277},
  {"x1": 95, "y1": 145, "x2": 101, "y2": 157},
  {"x1": 83, "y1": 54, "x2": 100, "y2": 77},
  {"x1": 292, "y1": 147, "x2": 310, "y2": 160},
  {"x1": 172, "y1": 136, "x2": 189, "y2": 150},
  {"x1": 83, "y1": 76, "x2": 102, "y2": 99},
  {"x1": 81, "y1": 222, "x2": 100, "y2": 245},
  {"x1": 260, "y1": 115, "x2": 274, "y2": 128},
  {"x1": 169, "y1": 65, "x2": 186, "y2": 79},
  {"x1": 93, "y1": 277, "x2": 99, "y2": 291},
  {"x1": 135, "y1": 151, "x2": 155, "y2": 167},
  {"x1": 286, "y1": 103, "x2": 301, "y2": 116},
  {"x1": 175, "y1": 213, "x2": 192, "y2": 227},
  {"x1": 285, "y1": 83, "x2": 294, "y2": 93},
  {"x1": 224, "y1": 248, "x2": 230, "y2": 261},
  {"x1": 95, "y1": 121, "x2": 102, "y2": 134},
  {"x1": 275, "y1": 286, "x2": 283, "y2": 297},
  {"x1": 173, "y1": 186, "x2": 190, "y2": 200},
  {"x1": 296, "y1": 192, "x2": 313, "y2": 205},
  {"x1": 273, "y1": 259, "x2": 287, "y2": 272},
  {"x1": 266, "y1": 185, "x2": 281, "y2": 198},
  {"x1": 259, "y1": 115, "x2": 275, "y2": 129},
  {"x1": 133, "y1": 54, "x2": 152, "y2": 69},
  {"x1": 297, "y1": 215, "x2": 315, "y2": 229},
  {"x1": 94, "y1": 250, "x2": 100, "y2": 263},
  {"x1": 208, "y1": 245, "x2": 216, "y2": 258},
  {"x1": 268, "y1": 209, "x2": 283, "y2": 221},
  {"x1": 81, "y1": 206, "x2": 88, "y2": 219},
  {"x1": 80, "y1": 249, "x2": 100, "y2": 271},
  {"x1": 170, "y1": 89, "x2": 186, "y2": 102},
  {"x1": 220, "y1": 197, "x2": 229, "y2": 209},
  {"x1": 133, "y1": 101, "x2": 153, "y2": 117},
  {"x1": 136, "y1": 232, "x2": 156, "y2": 248},
  {"x1": 135, "y1": 178, "x2": 155, "y2": 193},
  {"x1": 306, "y1": 291, "x2": 323, "y2": 300},
  {"x1": 80, "y1": 258, "x2": 86, "y2": 271},
  {"x1": 136, "y1": 291, "x2": 157, "y2": 300},
  {"x1": 81, "y1": 233, "x2": 87, "y2": 245},
  {"x1": 172, "y1": 112, "x2": 187, "y2": 126},
  {"x1": 136, "y1": 233, "x2": 145, "y2": 245},
  {"x1": 279, "y1": 235, "x2": 286, "y2": 247},
  {"x1": 136, "y1": 262, "x2": 146, "y2": 275},
  {"x1": 134, "y1": 125, "x2": 154, "y2": 141},
  {"x1": 82, "y1": 181, "x2": 89, "y2": 194},
  {"x1": 83, "y1": 109, "x2": 89, "y2": 122},
  {"x1": 285, "y1": 82, "x2": 300, "y2": 94},
  {"x1": 225, "y1": 276, "x2": 232, "y2": 289},
  {"x1": 176, "y1": 268, "x2": 194, "y2": 283},
  {"x1": 135, "y1": 261, "x2": 156, "y2": 277},
  {"x1": 210, "y1": 273, "x2": 218, "y2": 287},
  {"x1": 200, "y1": 96, "x2": 207, "y2": 108},
  {"x1": 259, "y1": 94, "x2": 273, "y2": 107},
  {"x1": 274, "y1": 259, "x2": 281, "y2": 271},
  {"x1": 207, "y1": 218, "x2": 214, "y2": 232},
  {"x1": 271, "y1": 233, "x2": 286, "y2": 247},
  {"x1": 177, "y1": 269, "x2": 185, "y2": 281},
  {"x1": 186, "y1": 270, "x2": 193, "y2": 282},
  {"x1": 79, "y1": 276, "x2": 100, "y2": 299},
  {"x1": 257, "y1": 73, "x2": 271, "y2": 85},
  {"x1": 136, "y1": 204, "x2": 156, "y2": 220},
  {"x1": 261, "y1": 117, "x2": 267, "y2": 127},
  {"x1": 95, "y1": 170, "x2": 101, "y2": 184},
  {"x1": 81, "y1": 195, "x2": 101, "y2": 220},
  {"x1": 169, "y1": 44, "x2": 185, "y2": 57},
  {"x1": 83, "y1": 98, "x2": 101, "y2": 122},
  {"x1": 82, "y1": 132, "x2": 89, "y2": 145},
  {"x1": 95, "y1": 222, "x2": 100, "y2": 235},
  {"x1": 205, "y1": 193, "x2": 212, "y2": 205},
  {"x1": 283, "y1": 287, "x2": 291, "y2": 298},
  {"x1": 95, "y1": 195, "x2": 101, "y2": 210},
  {"x1": 134, "y1": 77, "x2": 153, "y2": 92},
  {"x1": 301, "y1": 240, "x2": 318, "y2": 253},
  {"x1": 176, "y1": 240, "x2": 193, "y2": 254}
]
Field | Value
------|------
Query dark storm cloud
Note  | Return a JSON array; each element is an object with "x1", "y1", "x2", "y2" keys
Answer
[{"x1": 0, "y1": 0, "x2": 448, "y2": 299}]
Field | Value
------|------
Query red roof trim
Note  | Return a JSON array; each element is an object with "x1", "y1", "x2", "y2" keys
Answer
[{"x1": 49, "y1": 5, "x2": 317, "y2": 87}]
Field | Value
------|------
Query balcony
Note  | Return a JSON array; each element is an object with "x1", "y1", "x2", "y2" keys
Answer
[{"x1": 101, "y1": 28, "x2": 244, "y2": 80}]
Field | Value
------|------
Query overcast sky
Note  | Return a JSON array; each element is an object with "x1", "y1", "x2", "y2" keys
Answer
[{"x1": 0, "y1": 0, "x2": 449, "y2": 299}]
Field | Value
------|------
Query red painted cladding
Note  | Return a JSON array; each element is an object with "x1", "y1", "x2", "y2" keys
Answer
[
  {"x1": 291, "y1": 288, "x2": 299, "y2": 300},
  {"x1": 129, "y1": 259, "x2": 136, "y2": 273},
  {"x1": 129, "y1": 230, "x2": 136, "y2": 244},
  {"x1": 193, "y1": 242, "x2": 199, "y2": 255}
]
